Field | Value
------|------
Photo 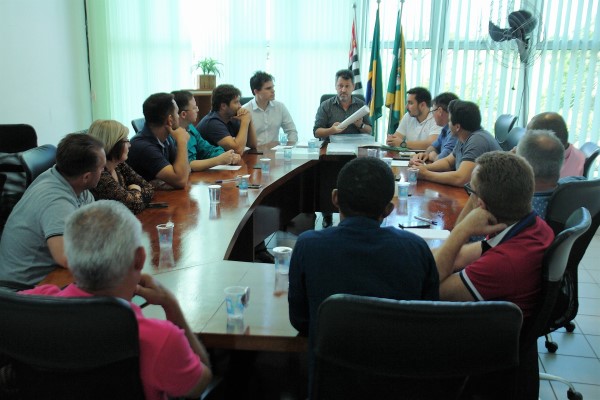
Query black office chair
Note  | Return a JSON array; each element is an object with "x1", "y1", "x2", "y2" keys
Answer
[
  {"x1": 517, "y1": 207, "x2": 590, "y2": 400},
  {"x1": 312, "y1": 295, "x2": 522, "y2": 400},
  {"x1": 0, "y1": 124, "x2": 37, "y2": 153},
  {"x1": 0, "y1": 174, "x2": 6, "y2": 200},
  {"x1": 240, "y1": 96, "x2": 253, "y2": 106},
  {"x1": 319, "y1": 93, "x2": 365, "y2": 104},
  {"x1": 131, "y1": 118, "x2": 145, "y2": 133},
  {"x1": 580, "y1": 141, "x2": 600, "y2": 178},
  {"x1": 499, "y1": 126, "x2": 526, "y2": 151},
  {"x1": 542, "y1": 179, "x2": 600, "y2": 349},
  {"x1": 0, "y1": 291, "x2": 144, "y2": 400},
  {"x1": 494, "y1": 114, "x2": 518, "y2": 145},
  {"x1": 18, "y1": 144, "x2": 57, "y2": 187}
]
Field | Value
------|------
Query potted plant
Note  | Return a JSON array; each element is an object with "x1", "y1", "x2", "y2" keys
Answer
[{"x1": 193, "y1": 58, "x2": 222, "y2": 91}]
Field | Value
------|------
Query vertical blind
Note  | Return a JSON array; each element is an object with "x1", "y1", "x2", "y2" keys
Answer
[{"x1": 87, "y1": 0, "x2": 598, "y2": 145}]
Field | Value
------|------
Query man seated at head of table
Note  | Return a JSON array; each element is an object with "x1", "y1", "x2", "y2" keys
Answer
[
  {"x1": 288, "y1": 157, "x2": 439, "y2": 378},
  {"x1": 434, "y1": 151, "x2": 554, "y2": 316},
  {"x1": 242, "y1": 71, "x2": 298, "y2": 146},
  {"x1": 21, "y1": 200, "x2": 213, "y2": 400},
  {"x1": 313, "y1": 68, "x2": 372, "y2": 142},
  {"x1": 88, "y1": 119, "x2": 155, "y2": 214},
  {"x1": 411, "y1": 92, "x2": 459, "y2": 163},
  {"x1": 0, "y1": 134, "x2": 105, "y2": 291},
  {"x1": 171, "y1": 90, "x2": 241, "y2": 171},
  {"x1": 126, "y1": 92, "x2": 191, "y2": 190},
  {"x1": 386, "y1": 86, "x2": 443, "y2": 150},
  {"x1": 410, "y1": 100, "x2": 502, "y2": 187},
  {"x1": 527, "y1": 111, "x2": 586, "y2": 178},
  {"x1": 197, "y1": 84, "x2": 258, "y2": 155},
  {"x1": 516, "y1": 129, "x2": 565, "y2": 219}
]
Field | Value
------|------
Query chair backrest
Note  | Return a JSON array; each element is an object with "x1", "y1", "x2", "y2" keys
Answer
[
  {"x1": 131, "y1": 118, "x2": 146, "y2": 134},
  {"x1": 240, "y1": 96, "x2": 253, "y2": 106},
  {"x1": 521, "y1": 207, "x2": 591, "y2": 348},
  {"x1": 494, "y1": 114, "x2": 518, "y2": 144},
  {"x1": 319, "y1": 93, "x2": 365, "y2": 104},
  {"x1": 312, "y1": 295, "x2": 522, "y2": 400},
  {"x1": 17, "y1": 144, "x2": 57, "y2": 187},
  {"x1": 0, "y1": 124, "x2": 37, "y2": 153},
  {"x1": 0, "y1": 173, "x2": 6, "y2": 198},
  {"x1": 499, "y1": 126, "x2": 526, "y2": 151},
  {"x1": 0, "y1": 291, "x2": 145, "y2": 400},
  {"x1": 580, "y1": 141, "x2": 600, "y2": 178}
]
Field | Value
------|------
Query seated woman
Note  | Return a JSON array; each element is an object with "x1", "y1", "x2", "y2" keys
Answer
[{"x1": 88, "y1": 120, "x2": 154, "y2": 214}]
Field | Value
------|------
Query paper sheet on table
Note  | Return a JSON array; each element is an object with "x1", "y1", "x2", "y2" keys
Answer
[
  {"x1": 209, "y1": 165, "x2": 242, "y2": 171},
  {"x1": 404, "y1": 228, "x2": 450, "y2": 240},
  {"x1": 325, "y1": 142, "x2": 357, "y2": 155},
  {"x1": 392, "y1": 160, "x2": 409, "y2": 167},
  {"x1": 337, "y1": 105, "x2": 370, "y2": 130},
  {"x1": 294, "y1": 141, "x2": 309, "y2": 148}
]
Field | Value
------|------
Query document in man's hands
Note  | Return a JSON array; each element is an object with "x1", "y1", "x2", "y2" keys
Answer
[{"x1": 337, "y1": 105, "x2": 370, "y2": 130}]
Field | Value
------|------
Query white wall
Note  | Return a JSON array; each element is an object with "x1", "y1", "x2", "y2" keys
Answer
[{"x1": 0, "y1": 0, "x2": 91, "y2": 145}]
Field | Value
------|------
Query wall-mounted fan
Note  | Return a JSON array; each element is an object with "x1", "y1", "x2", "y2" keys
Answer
[{"x1": 484, "y1": 0, "x2": 546, "y2": 125}]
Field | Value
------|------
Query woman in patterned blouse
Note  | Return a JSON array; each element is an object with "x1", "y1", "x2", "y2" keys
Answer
[{"x1": 88, "y1": 120, "x2": 154, "y2": 214}]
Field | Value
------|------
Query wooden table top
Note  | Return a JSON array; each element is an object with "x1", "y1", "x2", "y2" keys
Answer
[{"x1": 40, "y1": 143, "x2": 467, "y2": 352}]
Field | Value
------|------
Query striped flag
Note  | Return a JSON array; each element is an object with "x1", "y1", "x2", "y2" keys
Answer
[
  {"x1": 365, "y1": 5, "x2": 383, "y2": 138},
  {"x1": 348, "y1": 14, "x2": 363, "y2": 94},
  {"x1": 385, "y1": 10, "x2": 407, "y2": 134}
]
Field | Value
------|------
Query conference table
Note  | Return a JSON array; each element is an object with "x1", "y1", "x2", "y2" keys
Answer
[{"x1": 41, "y1": 142, "x2": 468, "y2": 352}]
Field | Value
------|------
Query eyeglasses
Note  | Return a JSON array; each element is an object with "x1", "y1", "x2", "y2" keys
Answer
[
  {"x1": 121, "y1": 139, "x2": 130, "y2": 143},
  {"x1": 431, "y1": 107, "x2": 446, "y2": 113},
  {"x1": 464, "y1": 182, "x2": 477, "y2": 197}
]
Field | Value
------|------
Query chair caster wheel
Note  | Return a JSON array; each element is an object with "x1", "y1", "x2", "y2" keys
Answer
[
  {"x1": 545, "y1": 341, "x2": 558, "y2": 353},
  {"x1": 565, "y1": 321, "x2": 576, "y2": 333},
  {"x1": 567, "y1": 388, "x2": 583, "y2": 400}
]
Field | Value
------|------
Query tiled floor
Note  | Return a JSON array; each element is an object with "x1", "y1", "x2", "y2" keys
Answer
[{"x1": 265, "y1": 215, "x2": 600, "y2": 400}]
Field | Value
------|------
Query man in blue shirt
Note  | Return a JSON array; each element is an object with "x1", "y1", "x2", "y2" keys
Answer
[
  {"x1": 412, "y1": 92, "x2": 459, "y2": 164},
  {"x1": 171, "y1": 90, "x2": 241, "y2": 171}
]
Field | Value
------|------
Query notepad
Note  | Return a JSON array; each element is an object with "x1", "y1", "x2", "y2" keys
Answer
[
  {"x1": 209, "y1": 165, "x2": 242, "y2": 171},
  {"x1": 404, "y1": 228, "x2": 450, "y2": 240}
]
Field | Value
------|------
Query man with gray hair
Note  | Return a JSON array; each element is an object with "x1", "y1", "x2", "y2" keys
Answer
[
  {"x1": 516, "y1": 129, "x2": 565, "y2": 218},
  {"x1": 21, "y1": 201, "x2": 213, "y2": 399}
]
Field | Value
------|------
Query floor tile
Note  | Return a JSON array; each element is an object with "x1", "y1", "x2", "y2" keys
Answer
[
  {"x1": 578, "y1": 282, "x2": 600, "y2": 299},
  {"x1": 574, "y1": 315, "x2": 600, "y2": 335},
  {"x1": 537, "y1": 332, "x2": 595, "y2": 357},
  {"x1": 586, "y1": 334, "x2": 600, "y2": 358},
  {"x1": 539, "y1": 380, "x2": 557, "y2": 400},
  {"x1": 578, "y1": 297, "x2": 600, "y2": 316},
  {"x1": 587, "y1": 269, "x2": 600, "y2": 284},
  {"x1": 553, "y1": 382, "x2": 600, "y2": 399},
  {"x1": 539, "y1": 353, "x2": 600, "y2": 384},
  {"x1": 578, "y1": 269, "x2": 595, "y2": 283}
]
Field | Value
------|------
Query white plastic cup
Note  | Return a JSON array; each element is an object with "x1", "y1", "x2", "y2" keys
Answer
[
  {"x1": 224, "y1": 286, "x2": 250, "y2": 320},
  {"x1": 398, "y1": 181, "x2": 410, "y2": 199},
  {"x1": 308, "y1": 138, "x2": 320, "y2": 153},
  {"x1": 283, "y1": 146, "x2": 293, "y2": 163},
  {"x1": 382, "y1": 157, "x2": 393, "y2": 168},
  {"x1": 272, "y1": 246, "x2": 292, "y2": 275},
  {"x1": 239, "y1": 174, "x2": 250, "y2": 196},
  {"x1": 208, "y1": 184, "x2": 221, "y2": 204},
  {"x1": 279, "y1": 132, "x2": 288, "y2": 146},
  {"x1": 260, "y1": 158, "x2": 271, "y2": 174},
  {"x1": 407, "y1": 168, "x2": 419, "y2": 195},
  {"x1": 156, "y1": 223, "x2": 174, "y2": 249}
]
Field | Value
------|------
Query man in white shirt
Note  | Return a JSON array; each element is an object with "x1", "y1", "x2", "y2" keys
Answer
[
  {"x1": 386, "y1": 86, "x2": 442, "y2": 150},
  {"x1": 242, "y1": 71, "x2": 298, "y2": 145}
]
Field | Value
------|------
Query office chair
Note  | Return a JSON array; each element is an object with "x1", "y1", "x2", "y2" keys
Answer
[
  {"x1": 580, "y1": 141, "x2": 600, "y2": 179},
  {"x1": 0, "y1": 174, "x2": 6, "y2": 200},
  {"x1": 312, "y1": 295, "x2": 522, "y2": 400},
  {"x1": 0, "y1": 124, "x2": 37, "y2": 153},
  {"x1": 240, "y1": 96, "x2": 253, "y2": 106},
  {"x1": 499, "y1": 126, "x2": 526, "y2": 151},
  {"x1": 518, "y1": 207, "x2": 590, "y2": 400},
  {"x1": 494, "y1": 114, "x2": 518, "y2": 145},
  {"x1": 131, "y1": 118, "x2": 145, "y2": 134},
  {"x1": 542, "y1": 179, "x2": 600, "y2": 353},
  {"x1": 18, "y1": 144, "x2": 57, "y2": 187},
  {"x1": 319, "y1": 93, "x2": 365, "y2": 104},
  {"x1": 0, "y1": 290, "x2": 144, "y2": 400}
]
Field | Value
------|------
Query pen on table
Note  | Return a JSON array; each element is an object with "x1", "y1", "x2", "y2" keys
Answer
[
  {"x1": 414, "y1": 215, "x2": 437, "y2": 225},
  {"x1": 215, "y1": 177, "x2": 239, "y2": 184}
]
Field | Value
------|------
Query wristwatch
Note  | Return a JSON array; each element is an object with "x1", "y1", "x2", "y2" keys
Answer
[
  {"x1": 400, "y1": 137, "x2": 407, "y2": 148},
  {"x1": 360, "y1": 123, "x2": 365, "y2": 130}
]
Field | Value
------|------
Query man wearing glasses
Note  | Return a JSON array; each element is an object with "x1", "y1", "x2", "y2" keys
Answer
[
  {"x1": 411, "y1": 92, "x2": 459, "y2": 164},
  {"x1": 386, "y1": 86, "x2": 442, "y2": 150}
]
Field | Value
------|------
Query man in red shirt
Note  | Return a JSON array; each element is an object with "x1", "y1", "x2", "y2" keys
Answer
[{"x1": 22, "y1": 200, "x2": 212, "y2": 400}]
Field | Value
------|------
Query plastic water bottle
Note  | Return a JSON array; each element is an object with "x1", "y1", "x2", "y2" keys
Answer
[{"x1": 279, "y1": 133, "x2": 288, "y2": 146}]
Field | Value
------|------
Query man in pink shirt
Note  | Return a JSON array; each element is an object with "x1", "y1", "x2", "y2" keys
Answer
[
  {"x1": 22, "y1": 200, "x2": 212, "y2": 400},
  {"x1": 527, "y1": 112, "x2": 585, "y2": 177}
]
